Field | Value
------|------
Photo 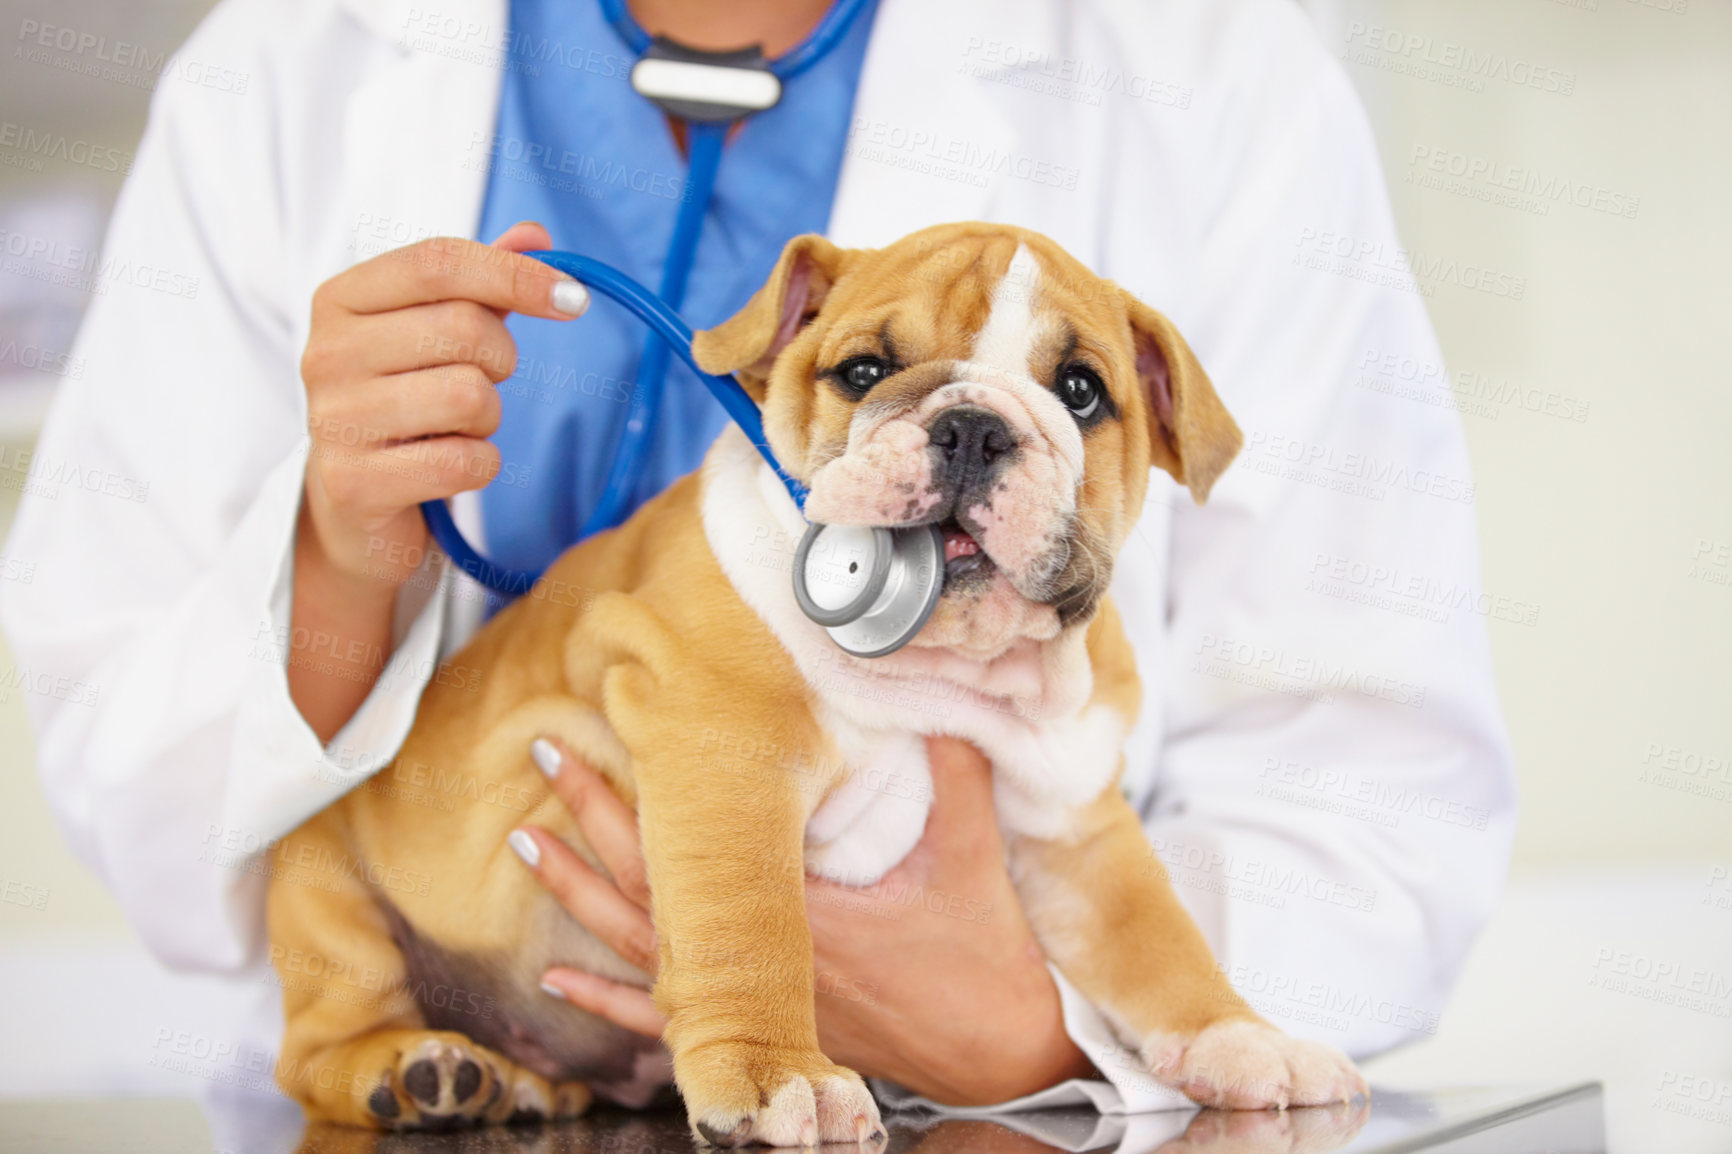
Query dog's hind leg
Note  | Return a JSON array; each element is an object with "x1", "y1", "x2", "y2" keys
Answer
[
  {"x1": 268, "y1": 811, "x2": 590, "y2": 1130},
  {"x1": 285, "y1": 1027, "x2": 590, "y2": 1129}
]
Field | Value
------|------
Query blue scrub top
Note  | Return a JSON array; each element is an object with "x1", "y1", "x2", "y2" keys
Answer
[{"x1": 475, "y1": 0, "x2": 877, "y2": 575}]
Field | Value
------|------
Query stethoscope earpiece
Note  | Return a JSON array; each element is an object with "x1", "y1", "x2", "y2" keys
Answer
[{"x1": 793, "y1": 523, "x2": 946, "y2": 659}]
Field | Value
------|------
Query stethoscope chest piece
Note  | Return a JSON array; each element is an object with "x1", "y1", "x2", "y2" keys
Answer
[{"x1": 793, "y1": 523, "x2": 946, "y2": 659}]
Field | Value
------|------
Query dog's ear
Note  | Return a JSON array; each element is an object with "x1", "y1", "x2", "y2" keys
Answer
[
  {"x1": 1121, "y1": 293, "x2": 1242, "y2": 504},
  {"x1": 693, "y1": 234, "x2": 849, "y2": 402}
]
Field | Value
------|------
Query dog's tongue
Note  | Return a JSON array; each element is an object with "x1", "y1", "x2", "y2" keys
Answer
[{"x1": 943, "y1": 527, "x2": 982, "y2": 563}]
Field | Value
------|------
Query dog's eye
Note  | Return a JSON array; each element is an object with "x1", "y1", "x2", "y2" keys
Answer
[
  {"x1": 834, "y1": 356, "x2": 890, "y2": 396},
  {"x1": 1056, "y1": 364, "x2": 1103, "y2": 419}
]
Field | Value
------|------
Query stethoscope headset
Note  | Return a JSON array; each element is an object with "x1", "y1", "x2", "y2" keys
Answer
[{"x1": 419, "y1": 0, "x2": 945, "y2": 658}]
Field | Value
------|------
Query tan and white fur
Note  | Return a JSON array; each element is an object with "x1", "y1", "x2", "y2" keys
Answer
[{"x1": 268, "y1": 223, "x2": 1364, "y2": 1142}]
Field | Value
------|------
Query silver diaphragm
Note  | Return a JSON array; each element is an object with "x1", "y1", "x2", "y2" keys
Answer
[{"x1": 792, "y1": 522, "x2": 945, "y2": 658}]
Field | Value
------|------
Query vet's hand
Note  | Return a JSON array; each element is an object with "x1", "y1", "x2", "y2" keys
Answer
[
  {"x1": 519, "y1": 736, "x2": 1095, "y2": 1107},
  {"x1": 803, "y1": 736, "x2": 1096, "y2": 1104},
  {"x1": 290, "y1": 222, "x2": 585, "y2": 740},
  {"x1": 298, "y1": 221, "x2": 585, "y2": 590}
]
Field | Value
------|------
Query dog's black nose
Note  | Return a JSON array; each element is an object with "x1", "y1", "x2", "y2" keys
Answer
[{"x1": 927, "y1": 406, "x2": 1017, "y2": 487}]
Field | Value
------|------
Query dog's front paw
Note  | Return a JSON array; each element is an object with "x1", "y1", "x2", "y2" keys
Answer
[
  {"x1": 678, "y1": 1043, "x2": 883, "y2": 1147},
  {"x1": 1141, "y1": 1020, "x2": 1366, "y2": 1110}
]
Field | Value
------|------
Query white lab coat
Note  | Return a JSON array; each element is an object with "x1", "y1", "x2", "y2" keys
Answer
[{"x1": 2, "y1": 0, "x2": 1516, "y2": 1116}]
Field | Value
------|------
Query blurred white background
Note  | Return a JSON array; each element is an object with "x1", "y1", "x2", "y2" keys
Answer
[{"x1": 0, "y1": 1, "x2": 1727, "y2": 1152}]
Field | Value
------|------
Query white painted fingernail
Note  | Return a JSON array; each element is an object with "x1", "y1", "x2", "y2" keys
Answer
[
  {"x1": 552, "y1": 280, "x2": 589, "y2": 317},
  {"x1": 539, "y1": 979, "x2": 565, "y2": 1000},
  {"x1": 508, "y1": 829, "x2": 540, "y2": 868},
  {"x1": 531, "y1": 738, "x2": 561, "y2": 779}
]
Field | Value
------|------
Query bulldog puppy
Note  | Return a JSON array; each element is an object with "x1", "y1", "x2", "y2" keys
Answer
[{"x1": 268, "y1": 222, "x2": 1365, "y2": 1142}]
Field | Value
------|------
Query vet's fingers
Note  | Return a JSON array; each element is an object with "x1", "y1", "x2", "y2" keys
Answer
[
  {"x1": 921, "y1": 736, "x2": 1001, "y2": 849},
  {"x1": 485, "y1": 221, "x2": 557, "y2": 320},
  {"x1": 530, "y1": 737, "x2": 652, "y2": 910},
  {"x1": 313, "y1": 364, "x2": 504, "y2": 447},
  {"x1": 508, "y1": 826, "x2": 659, "y2": 976},
  {"x1": 324, "y1": 235, "x2": 588, "y2": 321},
  {"x1": 347, "y1": 301, "x2": 520, "y2": 381},
  {"x1": 540, "y1": 967, "x2": 668, "y2": 1039},
  {"x1": 489, "y1": 219, "x2": 553, "y2": 254}
]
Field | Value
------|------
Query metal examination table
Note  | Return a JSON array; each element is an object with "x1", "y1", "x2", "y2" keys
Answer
[{"x1": 0, "y1": 1082, "x2": 1606, "y2": 1154}]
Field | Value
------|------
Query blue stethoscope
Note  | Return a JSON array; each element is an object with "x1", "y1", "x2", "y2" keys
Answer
[{"x1": 419, "y1": 0, "x2": 944, "y2": 659}]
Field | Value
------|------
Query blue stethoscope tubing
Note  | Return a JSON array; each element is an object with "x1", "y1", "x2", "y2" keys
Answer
[
  {"x1": 582, "y1": 0, "x2": 877, "y2": 536},
  {"x1": 421, "y1": 242, "x2": 946, "y2": 663},
  {"x1": 422, "y1": 0, "x2": 875, "y2": 595},
  {"x1": 419, "y1": 251, "x2": 808, "y2": 597},
  {"x1": 419, "y1": 0, "x2": 946, "y2": 662}
]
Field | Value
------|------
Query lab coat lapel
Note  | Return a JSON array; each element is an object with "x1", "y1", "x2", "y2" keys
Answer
[
  {"x1": 334, "y1": 0, "x2": 506, "y2": 261},
  {"x1": 828, "y1": 0, "x2": 1019, "y2": 247}
]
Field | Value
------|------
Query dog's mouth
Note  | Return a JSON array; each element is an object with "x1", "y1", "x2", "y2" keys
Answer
[{"x1": 939, "y1": 519, "x2": 995, "y2": 586}]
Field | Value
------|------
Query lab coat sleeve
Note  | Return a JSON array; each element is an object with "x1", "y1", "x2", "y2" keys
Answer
[
  {"x1": 1111, "y1": 4, "x2": 1519, "y2": 1064},
  {"x1": 0, "y1": 1, "x2": 447, "y2": 975}
]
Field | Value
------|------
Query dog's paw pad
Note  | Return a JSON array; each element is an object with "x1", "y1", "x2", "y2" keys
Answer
[
  {"x1": 1143, "y1": 1020, "x2": 1366, "y2": 1110},
  {"x1": 366, "y1": 1076, "x2": 402, "y2": 1123},
  {"x1": 374, "y1": 1038, "x2": 503, "y2": 1130},
  {"x1": 814, "y1": 1074, "x2": 884, "y2": 1143},
  {"x1": 684, "y1": 1049, "x2": 881, "y2": 1147}
]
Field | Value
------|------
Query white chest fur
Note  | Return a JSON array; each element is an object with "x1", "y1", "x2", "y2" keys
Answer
[{"x1": 701, "y1": 430, "x2": 1128, "y2": 885}]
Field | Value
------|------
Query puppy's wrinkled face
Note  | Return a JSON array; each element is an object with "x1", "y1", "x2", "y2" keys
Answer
[{"x1": 693, "y1": 223, "x2": 1241, "y2": 660}]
